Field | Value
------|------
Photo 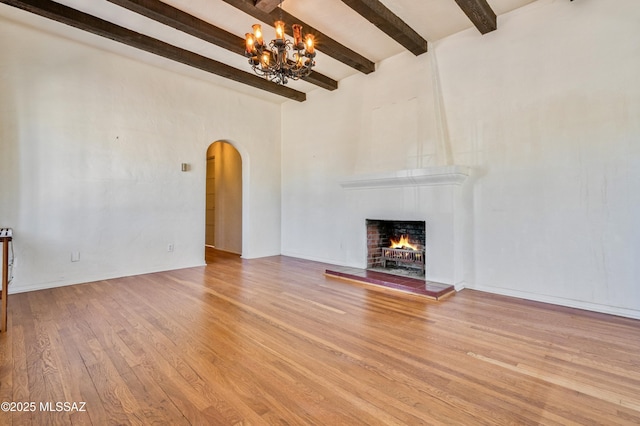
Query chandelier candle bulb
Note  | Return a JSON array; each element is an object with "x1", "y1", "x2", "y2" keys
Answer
[
  {"x1": 305, "y1": 35, "x2": 315, "y2": 55},
  {"x1": 252, "y1": 24, "x2": 263, "y2": 45},
  {"x1": 274, "y1": 21, "x2": 285, "y2": 42},
  {"x1": 245, "y1": 33, "x2": 255, "y2": 55},
  {"x1": 292, "y1": 24, "x2": 303, "y2": 48},
  {"x1": 261, "y1": 51, "x2": 270, "y2": 68}
]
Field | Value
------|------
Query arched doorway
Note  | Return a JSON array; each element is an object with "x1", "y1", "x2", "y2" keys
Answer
[{"x1": 205, "y1": 141, "x2": 242, "y2": 262}]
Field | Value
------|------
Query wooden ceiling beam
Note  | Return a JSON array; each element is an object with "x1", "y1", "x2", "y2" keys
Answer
[
  {"x1": 221, "y1": 0, "x2": 376, "y2": 74},
  {"x1": 454, "y1": 0, "x2": 497, "y2": 34},
  {"x1": 254, "y1": 0, "x2": 281, "y2": 13},
  {"x1": 340, "y1": 0, "x2": 427, "y2": 56},
  {"x1": 106, "y1": 0, "x2": 337, "y2": 91},
  {"x1": 0, "y1": 0, "x2": 306, "y2": 101}
]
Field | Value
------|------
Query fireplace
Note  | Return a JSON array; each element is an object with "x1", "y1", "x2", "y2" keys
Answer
[
  {"x1": 341, "y1": 166, "x2": 471, "y2": 287},
  {"x1": 366, "y1": 219, "x2": 425, "y2": 277}
]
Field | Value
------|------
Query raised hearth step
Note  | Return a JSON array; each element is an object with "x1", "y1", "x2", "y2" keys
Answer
[{"x1": 324, "y1": 266, "x2": 455, "y2": 300}]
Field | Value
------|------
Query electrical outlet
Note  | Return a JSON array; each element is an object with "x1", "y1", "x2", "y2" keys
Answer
[
  {"x1": 167, "y1": 243, "x2": 174, "y2": 252},
  {"x1": 71, "y1": 251, "x2": 80, "y2": 262}
]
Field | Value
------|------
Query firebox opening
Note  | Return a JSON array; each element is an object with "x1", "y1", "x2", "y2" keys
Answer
[{"x1": 366, "y1": 219, "x2": 426, "y2": 279}]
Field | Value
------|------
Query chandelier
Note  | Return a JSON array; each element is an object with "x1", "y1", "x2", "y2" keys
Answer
[{"x1": 244, "y1": 5, "x2": 316, "y2": 85}]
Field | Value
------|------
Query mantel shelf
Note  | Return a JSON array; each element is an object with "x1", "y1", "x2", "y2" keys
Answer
[{"x1": 340, "y1": 165, "x2": 470, "y2": 189}]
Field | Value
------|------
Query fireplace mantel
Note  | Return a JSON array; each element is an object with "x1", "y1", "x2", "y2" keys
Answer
[{"x1": 340, "y1": 165, "x2": 470, "y2": 189}]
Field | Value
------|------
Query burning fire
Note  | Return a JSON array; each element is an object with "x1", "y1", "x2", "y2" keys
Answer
[{"x1": 389, "y1": 235, "x2": 419, "y2": 251}]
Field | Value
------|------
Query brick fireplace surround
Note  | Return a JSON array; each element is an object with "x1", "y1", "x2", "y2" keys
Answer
[{"x1": 366, "y1": 219, "x2": 426, "y2": 274}]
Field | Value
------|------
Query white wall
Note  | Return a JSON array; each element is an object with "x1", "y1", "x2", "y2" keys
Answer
[
  {"x1": 281, "y1": 50, "x2": 444, "y2": 265},
  {"x1": 282, "y1": 0, "x2": 640, "y2": 318},
  {"x1": 437, "y1": 0, "x2": 640, "y2": 318},
  {"x1": 0, "y1": 17, "x2": 282, "y2": 293}
]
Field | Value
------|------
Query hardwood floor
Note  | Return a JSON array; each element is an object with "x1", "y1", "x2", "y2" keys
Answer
[{"x1": 1, "y1": 255, "x2": 639, "y2": 425}]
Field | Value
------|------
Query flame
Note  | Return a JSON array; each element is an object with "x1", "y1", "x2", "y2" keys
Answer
[{"x1": 389, "y1": 235, "x2": 419, "y2": 251}]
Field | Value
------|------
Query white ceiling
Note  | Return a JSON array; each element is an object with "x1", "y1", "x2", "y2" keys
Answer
[{"x1": 0, "y1": 0, "x2": 536, "y2": 103}]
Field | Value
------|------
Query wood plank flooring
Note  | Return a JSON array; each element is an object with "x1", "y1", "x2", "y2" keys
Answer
[{"x1": 1, "y1": 254, "x2": 639, "y2": 425}]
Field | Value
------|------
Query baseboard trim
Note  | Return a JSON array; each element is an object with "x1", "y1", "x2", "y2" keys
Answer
[
  {"x1": 8, "y1": 263, "x2": 207, "y2": 295},
  {"x1": 454, "y1": 281, "x2": 467, "y2": 292},
  {"x1": 468, "y1": 284, "x2": 640, "y2": 320}
]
